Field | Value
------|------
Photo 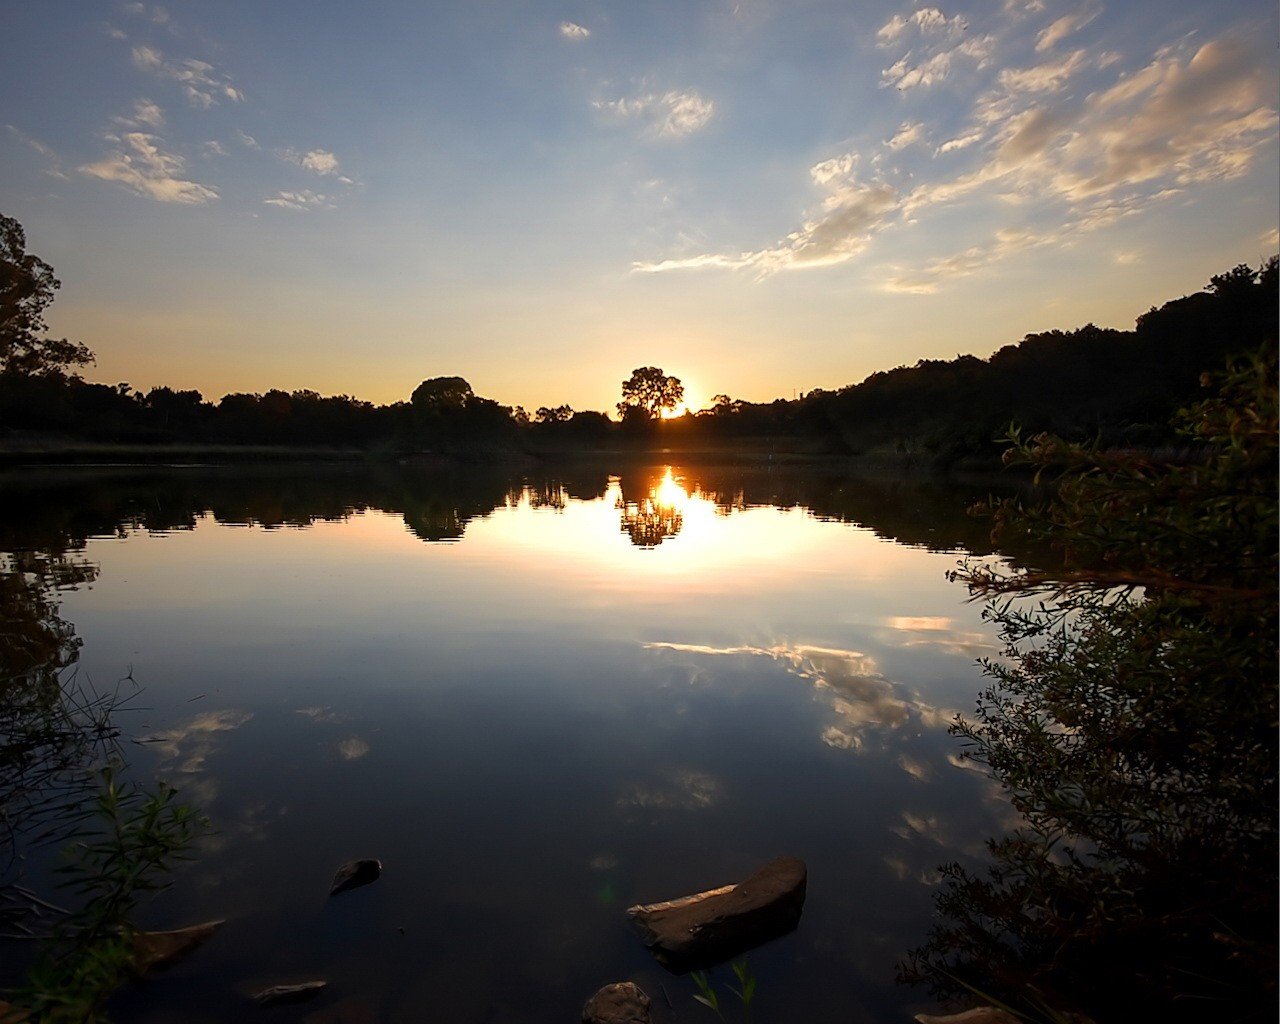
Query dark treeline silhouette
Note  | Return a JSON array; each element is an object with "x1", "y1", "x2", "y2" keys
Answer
[{"x1": 2, "y1": 208, "x2": 1274, "y2": 461}]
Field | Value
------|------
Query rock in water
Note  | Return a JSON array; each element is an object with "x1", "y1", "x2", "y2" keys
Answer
[
  {"x1": 329, "y1": 858, "x2": 382, "y2": 896},
  {"x1": 132, "y1": 920, "x2": 225, "y2": 974},
  {"x1": 253, "y1": 981, "x2": 328, "y2": 1005},
  {"x1": 582, "y1": 982, "x2": 651, "y2": 1024},
  {"x1": 626, "y1": 855, "x2": 806, "y2": 973},
  {"x1": 914, "y1": 1011, "x2": 1022, "y2": 1024}
]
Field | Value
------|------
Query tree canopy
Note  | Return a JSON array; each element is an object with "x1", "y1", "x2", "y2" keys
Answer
[
  {"x1": 618, "y1": 366, "x2": 683, "y2": 420},
  {"x1": 0, "y1": 213, "x2": 94, "y2": 378}
]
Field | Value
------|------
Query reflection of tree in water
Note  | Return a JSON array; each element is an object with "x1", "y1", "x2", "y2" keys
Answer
[
  {"x1": 616, "y1": 470, "x2": 684, "y2": 548},
  {"x1": 525, "y1": 481, "x2": 568, "y2": 511},
  {"x1": 0, "y1": 548, "x2": 126, "y2": 901}
]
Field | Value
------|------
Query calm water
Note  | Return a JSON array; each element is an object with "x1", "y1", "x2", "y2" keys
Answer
[{"x1": 1, "y1": 462, "x2": 1021, "y2": 1023}]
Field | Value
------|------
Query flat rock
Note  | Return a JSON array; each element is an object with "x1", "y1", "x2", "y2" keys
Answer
[
  {"x1": 626, "y1": 856, "x2": 806, "y2": 973},
  {"x1": 329, "y1": 859, "x2": 382, "y2": 896},
  {"x1": 916, "y1": 1010, "x2": 1091, "y2": 1024},
  {"x1": 582, "y1": 982, "x2": 651, "y2": 1024},
  {"x1": 132, "y1": 919, "x2": 225, "y2": 974},
  {"x1": 254, "y1": 981, "x2": 328, "y2": 1006}
]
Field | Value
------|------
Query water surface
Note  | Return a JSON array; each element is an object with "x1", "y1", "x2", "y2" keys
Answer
[{"x1": 1, "y1": 462, "x2": 1020, "y2": 1023}]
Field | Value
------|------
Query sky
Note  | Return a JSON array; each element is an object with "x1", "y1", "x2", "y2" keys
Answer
[{"x1": 1, "y1": 1, "x2": 1276, "y2": 413}]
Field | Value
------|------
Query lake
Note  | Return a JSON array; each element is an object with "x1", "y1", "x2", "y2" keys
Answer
[{"x1": 1, "y1": 461, "x2": 1023, "y2": 1023}]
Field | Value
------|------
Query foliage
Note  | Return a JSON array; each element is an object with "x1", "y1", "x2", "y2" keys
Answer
[
  {"x1": 690, "y1": 959, "x2": 757, "y2": 1022},
  {"x1": 0, "y1": 214, "x2": 94, "y2": 378},
  {"x1": 410, "y1": 376, "x2": 474, "y2": 412},
  {"x1": 900, "y1": 350, "x2": 1278, "y2": 1021},
  {"x1": 618, "y1": 366, "x2": 684, "y2": 421},
  {"x1": 11, "y1": 766, "x2": 205, "y2": 1023}
]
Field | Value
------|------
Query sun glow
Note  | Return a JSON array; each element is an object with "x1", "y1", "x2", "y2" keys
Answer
[{"x1": 653, "y1": 468, "x2": 691, "y2": 510}]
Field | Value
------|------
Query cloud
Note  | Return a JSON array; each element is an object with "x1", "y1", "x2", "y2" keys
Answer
[
  {"x1": 559, "y1": 21, "x2": 590, "y2": 40},
  {"x1": 936, "y1": 130, "x2": 983, "y2": 155},
  {"x1": 80, "y1": 132, "x2": 219, "y2": 203},
  {"x1": 5, "y1": 125, "x2": 68, "y2": 179},
  {"x1": 640, "y1": 29, "x2": 1275, "y2": 286},
  {"x1": 131, "y1": 44, "x2": 244, "y2": 107},
  {"x1": 201, "y1": 140, "x2": 227, "y2": 157},
  {"x1": 998, "y1": 48, "x2": 1090, "y2": 93},
  {"x1": 1036, "y1": 6, "x2": 1100, "y2": 53},
  {"x1": 882, "y1": 34, "x2": 995, "y2": 91},
  {"x1": 594, "y1": 89, "x2": 716, "y2": 138},
  {"x1": 123, "y1": 2, "x2": 170, "y2": 26},
  {"x1": 113, "y1": 97, "x2": 165, "y2": 129},
  {"x1": 301, "y1": 149, "x2": 339, "y2": 175},
  {"x1": 637, "y1": 151, "x2": 901, "y2": 274},
  {"x1": 886, "y1": 121, "x2": 925, "y2": 150},
  {"x1": 235, "y1": 129, "x2": 260, "y2": 150},
  {"x1": 263, "y1": 189, "x2": 332, "y2": 211},
  {"x1": 876, "y1": 6, "x2": 968, "y2": 47}
]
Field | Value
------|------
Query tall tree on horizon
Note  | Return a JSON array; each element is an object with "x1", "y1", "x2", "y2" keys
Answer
[{"x1": 0, "y1": 213, "x2": 94, "y2": 378}]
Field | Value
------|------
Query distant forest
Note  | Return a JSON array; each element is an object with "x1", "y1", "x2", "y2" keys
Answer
[{"x1": 2, "y1": 218, "x2": 1276, "y2": 463}]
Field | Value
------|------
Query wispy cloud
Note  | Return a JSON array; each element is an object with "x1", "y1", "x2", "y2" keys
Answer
[
  {"x1": 559, "y1": 21, "x2": 590, "y2": 40},
  {"x1": 882, "y1": 34, "x2": 996, "y2": 91},
  {"x1": 5, "y1": 125, "x2": 69, "y2": 180},
  {"x1": 876, "y1": 6, "x2": 969, "y2": 47},
  {"x1": 80, "y1": 131, "x2": 218, "y2": 203},
  {"x1": 263, "y1": 189, "x2": 332, "y2": 211},
  {"x1": 235, "y1": 129, "x2": 260, "y2": 150},
  {"x1": 122, "y1": 2, "x2": 170, "y2": 27},
  {"x1": 594, "y1": 89, "x2": 716, "y2": 138},
  {"x1": 639, "y1": 27, "x2": 1276, "y2": 285},
  {"x1": 886, "y1": 121, "x2": 925, "y2": 150},
  {"x1": 131, "y1": 44, "x2": 244, "y2": 108},
  {"x1": 113, "y1": 97, "x2": 166, "y2": 130},
  {"x1": 1035, "y1": 5, "x2": 1100, "y2": 53}
]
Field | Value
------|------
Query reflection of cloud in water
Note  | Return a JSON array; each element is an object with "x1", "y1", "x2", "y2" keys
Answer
[
  {"x1": 337, "y1": 736, "x2": 370, "y2": 760},
  {"x1": 894, "y1": 811, "x2": 947, "y2": 846},
  {"x1": 881, "y1": 615, "x2": 997, "y2": 658},
  {"x1": 617, "y1": 768, "x2": 719, "y2": 811},
  {"x1": 883, "y1": 855, "x2": 941, "y2": 886},
  {"x1": 898, "y1": 754, "x2": 932, "y2": 782},
  {"x1": 144, "y1": 709, "x2": 253, "y2": 773},
  {"x1": 644, "y1": 640, "x2": 954, "y2": 752},
  {"x1": 296, "y1": 705, "x2": 339, "y2": 722}
]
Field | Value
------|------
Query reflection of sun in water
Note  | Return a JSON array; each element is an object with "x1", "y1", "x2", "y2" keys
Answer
[{"x1": 653, "y1": 468, "x2": 690, "y2": 512}]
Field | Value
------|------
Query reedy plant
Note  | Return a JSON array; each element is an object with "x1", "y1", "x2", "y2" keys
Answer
[{"x1": 9, "y1": 765, "x2": 206, "y2": 1023}]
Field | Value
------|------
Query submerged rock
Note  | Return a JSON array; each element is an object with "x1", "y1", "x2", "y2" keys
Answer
[
  {"x1": 914, "y1": 1011, "x2": 1019, "y2": 1024},
  {"x1": 626, "y1": 855, "x2": 806, "y2": 973},
  {"x1": 915, "y1": 1010, "x2": 1091, "y2": 1024},
  {"x1": 582, "y1": 982, "x2": 651, "y2": 1024},
  {"x1": 329, "y1": 859, "x2": 382, "y2": 896},
  {"x1": 132, "y1": 919, "x2": 225, "y2": 974},
  {"x1": 253, "y1": 981, "x2": 328, "y2": 1006}
]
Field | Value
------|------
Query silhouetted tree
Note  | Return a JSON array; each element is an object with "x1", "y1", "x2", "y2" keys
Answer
[
  {"x1": 618, "y1": 366, "x2": 683, "y2": 420},
  {"x1": 411, "y1": 376, "x2": 474, "y2": 412},
  {"x1": 0, "y1": 214, "x2": 94, "y2": 378},
  {"x1": 535, "y1": 404, "x2": 573, "y2": 423}
]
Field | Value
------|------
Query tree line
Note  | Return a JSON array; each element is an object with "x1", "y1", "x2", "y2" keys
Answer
[{"x1": 2, "y1": 211, "x2": 1276, "y2": 460}]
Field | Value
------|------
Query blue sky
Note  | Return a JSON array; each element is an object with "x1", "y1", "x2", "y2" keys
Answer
[{"x1": 1, "y1": 1, "x2": 1276, "y2": 411}]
